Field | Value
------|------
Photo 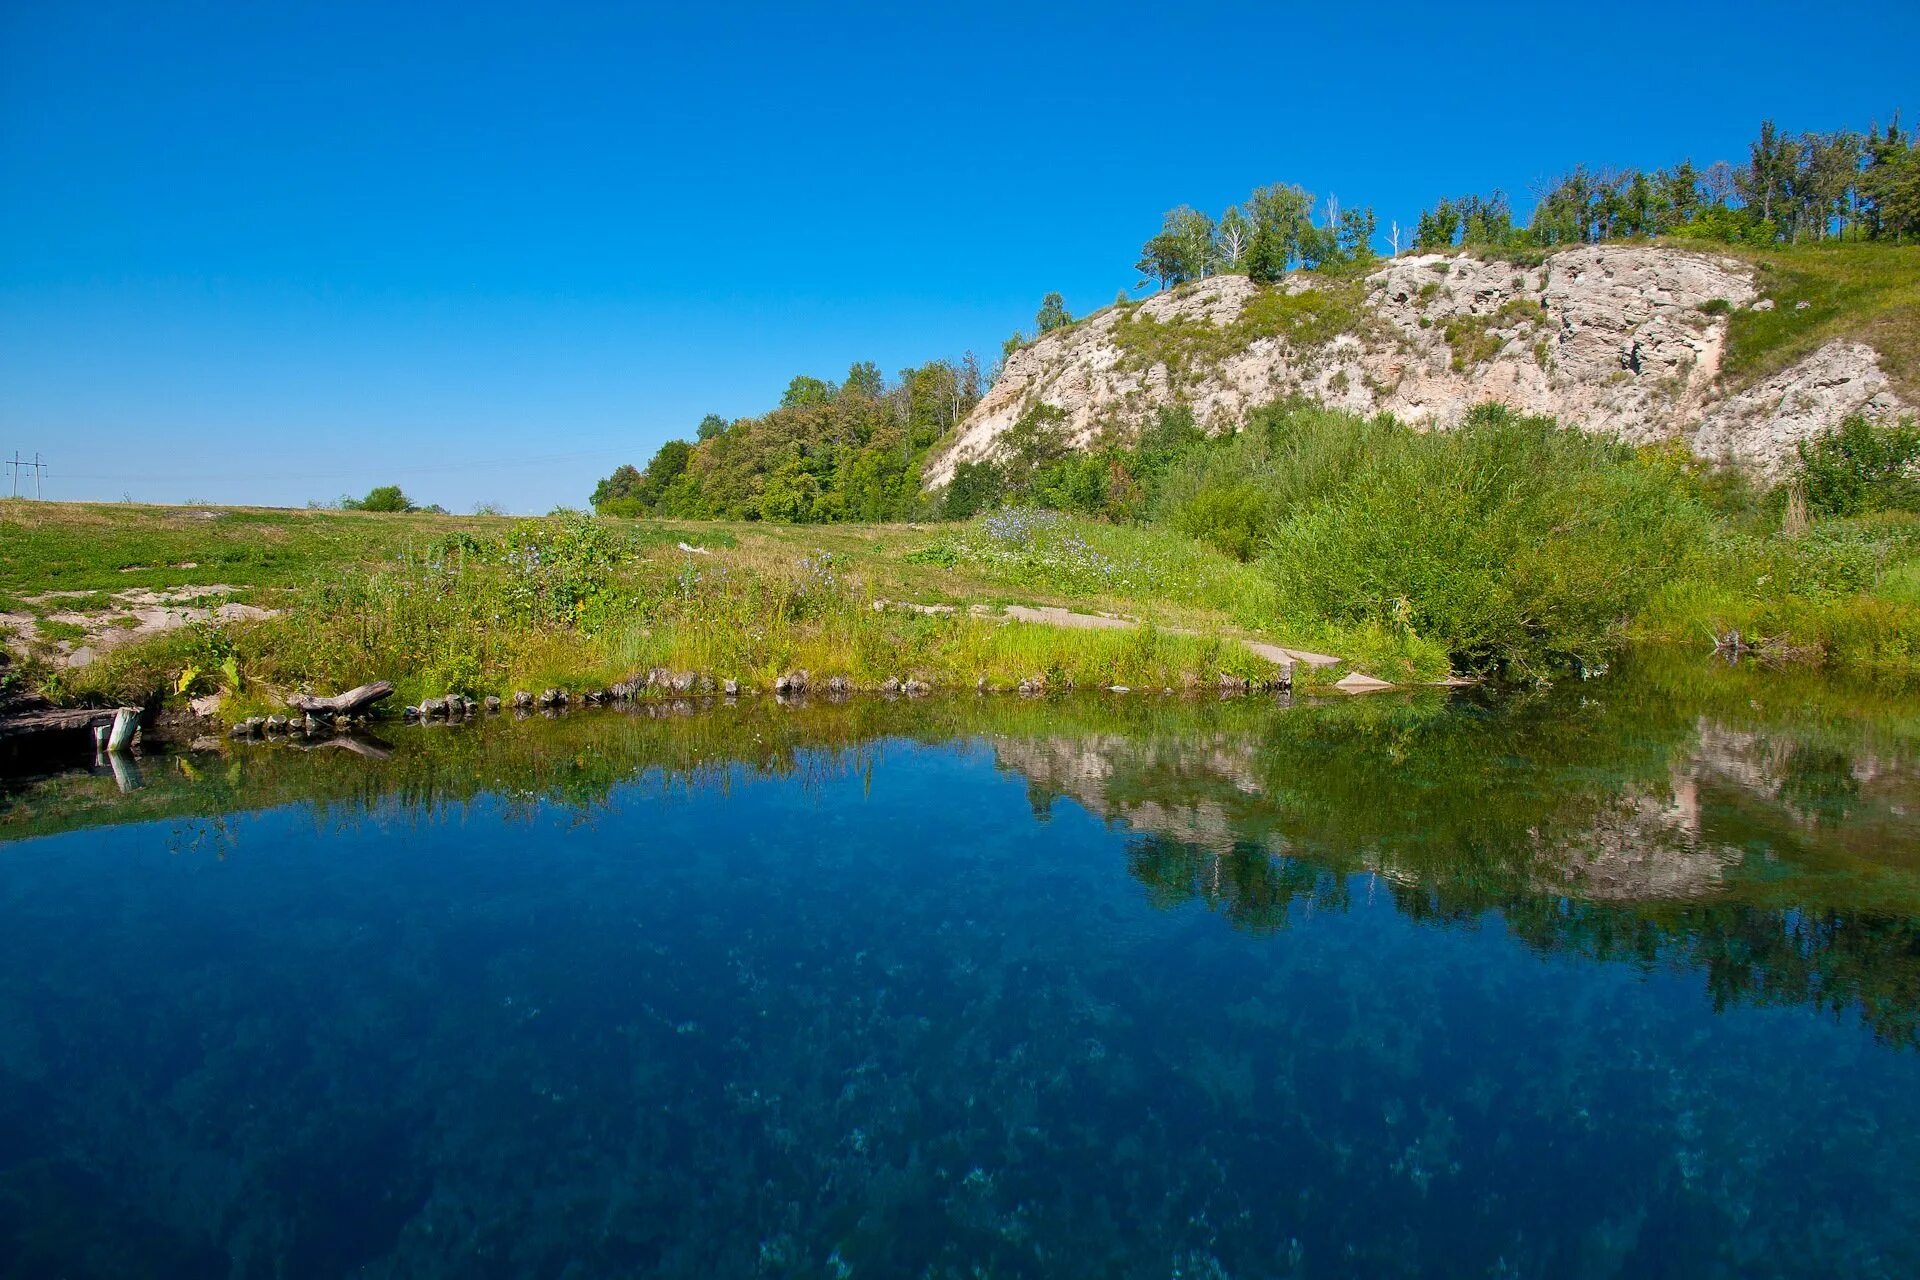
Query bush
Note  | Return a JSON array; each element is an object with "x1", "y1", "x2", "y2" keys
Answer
[
  {"x1": 1260, "y1": 404, "x2": 1710, "y2": 673},
  {"x1": 1153, "y1": 401, "x2": 1401, "y2": 560},
  {"x1": 1796, "y1": 415, "x2": 1920, "y2": 517},
  {"x1": 943, "y1": 460, "x2": 1005, "y2": 520},
  {"x1": 343, "y1": 484, "x2": 413, "y2": 513}
]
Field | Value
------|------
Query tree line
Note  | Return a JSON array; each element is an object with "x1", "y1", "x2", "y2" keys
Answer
[
  {"x1": 1130, "y1": 116, "x2": 1917, "y2": 286},
  {"x1": 591, "y1": 357, "x2": 984, "y2": 522}
]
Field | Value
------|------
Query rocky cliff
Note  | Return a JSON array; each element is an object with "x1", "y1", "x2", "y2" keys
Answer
[{"x1": 926, "y1": 244, "x2": 1910, "y2": 484}]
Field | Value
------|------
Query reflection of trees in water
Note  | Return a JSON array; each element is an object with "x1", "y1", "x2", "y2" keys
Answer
[
  {"x1": 1121, "y1": 829, "x2": 1920, "y2": 1047},
  {"x1": 1023, "y1": 670, "x2": 1920, "y2": 1049}
]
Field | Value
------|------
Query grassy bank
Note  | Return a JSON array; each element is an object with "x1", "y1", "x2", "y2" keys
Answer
[
  {"x1": 6, "y1": 398, "x2": 1918, "y2": 717},
  {"x1": 0, "y1": 500, "x2": 1381, "y2": 719}
]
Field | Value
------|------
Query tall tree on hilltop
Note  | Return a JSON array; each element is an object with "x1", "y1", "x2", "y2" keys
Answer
[
  {"x1": 1247, "y1": 183, "x2": 1314, "y2": 271},
  {"x1": 1337, "y1": 206, "x2": 1378, "y2": 261},
  {"x1": 1739, "y1": 120, "x2": 1800, "y2": 228},
  {"x1": 1135, "y1": 205, "x2": 1218, "y2": 290},
  {"x1": 1217, "y1": 206, "x2": 1252, "y2": 268},
  {"x1": 1036, "y1": 292, "x2": 1072, "y2": 333}
]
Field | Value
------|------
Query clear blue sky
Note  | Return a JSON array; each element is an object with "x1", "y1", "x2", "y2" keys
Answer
[{"x1": 3, "y1": 1, "x2": 1914, "y2": 512}]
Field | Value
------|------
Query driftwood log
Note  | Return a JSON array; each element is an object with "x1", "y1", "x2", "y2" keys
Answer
[{"x1": 285, "y1": 681, "x2": 394, "y2": 717}]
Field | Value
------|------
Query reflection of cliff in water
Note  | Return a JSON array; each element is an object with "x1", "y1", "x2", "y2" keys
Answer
[{"x1": 990, "y1": 697, "x2": 1920, "y2": 1047}]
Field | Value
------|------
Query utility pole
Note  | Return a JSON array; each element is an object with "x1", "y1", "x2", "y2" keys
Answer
[{"x1": 5, "y1": 452, "x2": 49, "y2": 499}]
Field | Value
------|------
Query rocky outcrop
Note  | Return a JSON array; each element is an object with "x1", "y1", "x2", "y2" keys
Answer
[
  {"x1": 1692, "y1": 340, "x2": 1911, "y2": 473},
  {"x1": 926, "y1": 244, "x2": 1910, "y2": 484}
]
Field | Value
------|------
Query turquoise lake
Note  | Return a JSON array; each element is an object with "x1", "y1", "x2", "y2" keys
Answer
[{"x1": 3, "y1": 655, "x2": 1919, "y2": 1277}]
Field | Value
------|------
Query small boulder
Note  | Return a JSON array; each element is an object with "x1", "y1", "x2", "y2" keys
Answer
[
  {"x1": 904, "y1": 679, "x2": 930, "y2": 696},
  {"x1": 482, "y1": 695, "x2": 501, "y2": 713},
  {"x1": 880, "y1": 676, "x2": 901, "y2": 695},
  {"x1": 512, "y1": 691, "x2": 533, "y2": 709},
  {"x1": 722, "y1": 678, "x2": 740, "y2": 697}
]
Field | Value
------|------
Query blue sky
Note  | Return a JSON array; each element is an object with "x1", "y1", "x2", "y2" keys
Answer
[{"x1": 3, "y1": 1, "x2": 1915, "y2": 512}]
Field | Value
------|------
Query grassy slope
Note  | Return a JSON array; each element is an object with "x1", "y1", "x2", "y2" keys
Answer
[{"x1": 1714, "y1": 239, "x2": 1920, "y2": 400}]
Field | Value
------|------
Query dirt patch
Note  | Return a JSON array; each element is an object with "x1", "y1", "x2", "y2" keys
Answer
[{"x1": 1, "y1": 584, "x2": 276, "y2": 668}]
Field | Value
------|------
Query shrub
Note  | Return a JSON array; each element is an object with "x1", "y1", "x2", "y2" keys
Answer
[
  {"x1": 343, "y1": 485, "x2": 413, "y2": 513},
  {"x1": 1796, "y1": 415, "x2": 1920, "y2": 517},
  {"x1": 1260, "y1": 404, "x2": 1711, "y2": 673}
]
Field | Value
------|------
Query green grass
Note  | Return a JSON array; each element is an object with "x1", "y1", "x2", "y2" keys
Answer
[
  {"x1": 7, "y1": 501, "x2": 1338, "y2": 716},
  {"x1": 1714, "y1": 239, "x2": 1920, "y2": 399},
  {"x1": 0, "y1": 500, "x2": 732, "y2": 596}
]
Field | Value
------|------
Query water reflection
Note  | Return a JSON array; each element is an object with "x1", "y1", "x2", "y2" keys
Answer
[{"x1": 2, "y1": 654, "x2": 1920, "y2": 1277}]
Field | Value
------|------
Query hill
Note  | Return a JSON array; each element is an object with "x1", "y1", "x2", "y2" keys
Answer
[{"x1": 928, "y1": 241, "x2": 1918, "y2": 486}]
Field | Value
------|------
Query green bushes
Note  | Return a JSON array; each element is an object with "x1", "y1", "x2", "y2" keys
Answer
[
  {"x1": 1152, "y1": 401, "x2": 1400, "y2": 559},
  {"x1": 1257, "y1": 405, "x2": 1711, "y2": 673},
  {"x1": 1797, "y1": 415, "x2": 1920, "y2": 517}
]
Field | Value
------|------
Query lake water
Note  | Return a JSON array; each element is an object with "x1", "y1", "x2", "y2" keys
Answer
[{"x1": 3, "y1": 655, "x2": 1920, "y2": 1278}]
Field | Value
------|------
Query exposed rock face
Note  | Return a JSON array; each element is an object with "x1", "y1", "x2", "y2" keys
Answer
[
  {"x1": 926, "y1": 244, "x2": 1909, "y2": 484},
  {"x1": 1693, "y1": 340, "x2": 1911, "y2": 473}
]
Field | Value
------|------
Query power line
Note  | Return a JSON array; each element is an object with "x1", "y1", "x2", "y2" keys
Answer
[{"x1": 5, "y1": 452, "x2": 48, "y2": 499}]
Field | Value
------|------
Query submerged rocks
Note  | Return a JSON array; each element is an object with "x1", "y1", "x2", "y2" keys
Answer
[{"x1": 774, "y1": 670, "x2": 810, "y2": 695}]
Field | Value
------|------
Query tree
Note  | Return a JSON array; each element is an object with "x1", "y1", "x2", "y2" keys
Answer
[
  {"x1": 1739, "y1": 120, "x2": 1800, "y2": 229},
  {"x1": 1797, "y1": 416, "x2": 1920, "y2": 516},
  {"x1": 1036, "y1": 292, "x2": 1072, "y2": 334},
  {"x1": 590, "y1": 464, "x2": 644, "y2": 513},
  {"x1": 843, "y1": 361, "x2": 884, "y2": 399},
  {"x1": 1414, "y1": 199, "x2": 1461, "y2": 251},
  {"x1": 1247, "y1": 183, "x2": 1314, "y2": 272},
  {"x1": 1336, "y1": 206, "x2": 1378, "y2": 261},
  {"x1": 1245, "y1": 219, "x2": 1286, "y2": 284},
  {"x1": 345, "y1": 484, "x2": 412, "y2": 512},
  {"x1": 1216, "y1": 206, "x2": 1252, "y2": 269},
  {"x1": 696, "y1": 413, "x2": 728, "y2": 441},
  {"x1": 1135, "y1": 205, "x2": 1218, "y2": 290},
  {"x1": 997, "y1": 402, "x2": 1071, "y2": 496},
  {"x1": 780, "y1": 375, "x2": 834, "y2": 408}
]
